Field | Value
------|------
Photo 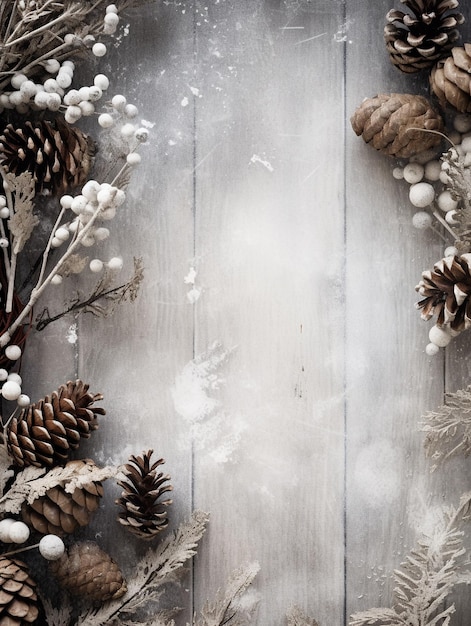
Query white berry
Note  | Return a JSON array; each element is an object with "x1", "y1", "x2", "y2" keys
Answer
[
  {"x1": 9, "y1": 521, "x2": 30, "y2": 544},
  {"x1": 7, "y1": 373, "x2": 21, "y2": 385},
  {"x1": 445, "y1": 246, "x2": 459, "y2": 257},
  {"x1": 107, "y1": 257, "x2": 123, "y2": 270},
  {"x1": 425, "y1": 342, "x2": 440, "y2": 356},
  {"x1": 90, "y1": 259, "x2": 104, "y2": 273},
  {"x1": 94, "y1": 74, "x2": 109, "y2": 90},
  {"x1": 98, "y1": 113, "x2": 114, "y2": 128},
  {"x1": 92, "y1": 43, "x2": 107, "y2": 57},
  {"x1": 403, "y1": 162, "x2": 424, "y2": 184},
  {"x1": 0, "y1": 208, "x2": 9, "y2": 219},
  {"x1": 17, "y1": 394, "x2": 30, "y2": 407},
  {"x1": 111, "y1": 94, "x2": 126, "y2": 110},
  {"x1": 0, "y1": 369, "x2": 8, "y2": 381},
  {"x1": 126, "y1": 152, "x2": 141, "y2": 165},
  {"x1": 424, "y1": 160, "x2": 441, "y2": 182},
  {"x1": 0, "y1": 519, "x2": 16, "y2": 543},
  {"x1": 429, "y1": 325, "x2": 452, "y2": 347},
  {"x1": 51, "y1": 274, "x2": 63, "y2": 285},
  {"x1": 437, "y1": 190, "x2": 459, "y2": 213},
  {"x1": 409, "y1": 182, "x2": 435, "y2": 208},
  {"x1": 39, "y1": 535, "x2": 65, "y2": 561},
  {"x1": 1, "y1": 380, "x2": 21, "y2": 400},
  {"x1": 5, "y1": 345, "x2": 21, "y2": 360}
]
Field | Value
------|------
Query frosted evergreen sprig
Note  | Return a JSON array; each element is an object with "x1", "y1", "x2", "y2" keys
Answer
[
  {"x1": 350, "y1": 493, "x2": 471, "y2": 626},
  {"x1": 421, "y1": 385, "x2": 471, "y2": 470}
]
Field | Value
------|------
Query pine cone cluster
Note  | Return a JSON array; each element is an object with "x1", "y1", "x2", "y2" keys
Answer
[
  {"x1": 21, "y1": 459, "x2": 104, "y2": 536},
  {"x1": 0, "y1": 118, "x2": 94, "y2": 195},
  {"x1": 350, "y1": 93, "x2": 444, "y2": 158},
  {"x1": 116, "y1": 450, "x2": 173, "y2": 540},
  {"x1": 385, "y1": 0, "x2": 464, "y2": 73},
  {"x1": 0, "y1": 556, "x2": 39, "y2": 625},
  {"x1": 416, "y1": 254, "x2": 471, "y2": 329},
  {"x1": 6, "y1": 380, "x2": 104, "y2": 468},
  {"x1": 430, "y1": 43, "x2": 471, "y2": 112},
  {"x1": 49, "y1": 541, "x2": 127, "y2": 602}
]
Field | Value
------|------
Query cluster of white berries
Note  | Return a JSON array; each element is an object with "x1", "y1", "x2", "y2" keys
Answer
[
  {"x1": 0, "y1": 344, "x2": 29, "y2": 406},
  {"x1": 393, "y1": 113, "x2": 471, "y2": 249},
  {"x1": 392, "y1": 113, "x2": 471, "y2": 356},
  {"x1": 0, "y1": 4, "x2": 120, "y2": 120},
  {"x1": 0, "y1": 518, "x2": 64, "y2": 561}
]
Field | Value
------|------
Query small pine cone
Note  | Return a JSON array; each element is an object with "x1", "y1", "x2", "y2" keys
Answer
[
  {"x1": 0, "y1": 118, "x2": 94, "y2": 195},
  {"x1": 6, "y1": 379, "x2": 105, "y2": 468},
  {"x1": 350, "y1": 93, "x2": 444, "y2": 158},
  {"x1": 430, "y1": 44, "x2": 471, "y2": 112},
  {"x1": 116, "y1": 450, "x2": 173, "y2": 540},
  {"x1": 49, "y1": 541, "x2": 127, "y2": 602},
  {"x1": 384, "y1": 0, "x2": 464, "y2": 73},
  {"x1": 0, "y1": 556, "x2": 39, "y2": 624},
  {"x1": 21, "y1": 459, "x2": 104, "y2": 536},
  {"x1": 416, "y1": 254, "x2": 471, "y2": 330}
]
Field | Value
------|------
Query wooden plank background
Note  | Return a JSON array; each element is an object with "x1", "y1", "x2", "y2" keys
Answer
[{"x1": 19, "y1": 0, "x2": 471, "y2": 624}]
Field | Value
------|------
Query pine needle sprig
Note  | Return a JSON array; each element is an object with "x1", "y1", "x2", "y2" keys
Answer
[
  {"x1": 77, "y1": 510, "x2": 209, "y2": 626},
  {"x1": 420, "y1": 385, "x2": 471, "y2": 471},
  {"x1": 35, "y1": 257, "x2": 144, "y2": 331},
  {"x1": 193, "y1": 561, "x2": 260, "y2": 626}
]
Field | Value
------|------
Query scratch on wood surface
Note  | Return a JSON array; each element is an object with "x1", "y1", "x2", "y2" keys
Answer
[
  {"x1": 302, "y1": 165, "x2": 321, "y2": 184},
  {"x1": 294, "y1": 32, "x2": 327, "y2": 45}
]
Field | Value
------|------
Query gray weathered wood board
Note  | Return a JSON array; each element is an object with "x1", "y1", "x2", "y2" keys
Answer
[{"x1": 19, "y1": 0, "x2": 471, "y2": 624}]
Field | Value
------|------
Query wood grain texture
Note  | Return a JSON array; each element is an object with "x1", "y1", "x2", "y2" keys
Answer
[{"x1": 16, "y1": 0, "x2": 471, "y2": 624}]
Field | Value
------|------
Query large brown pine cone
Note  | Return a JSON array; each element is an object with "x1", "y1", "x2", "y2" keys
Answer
[
  {"x1": 6, "y1": 380, "x2": 105, "y2": 468},
  {"x1": 0, "y1": 118, "x2": 94, "y2": 194},
  {"x1": 350, "y1": 93, "x2": 444, "y2": 158},
  {"x1": 49, "y1": 541, "x2": 127, "y2": 602},
  {"x1": 385, "y1": 0, "x2": 464, "y2": 73},
  {"x1": 0, "y1": 556, "x2": 39, "y2": 625},
  {"x1": 430, "y1": 43, "x2": 471, "y2": 112},
  {"x1": 116, "y1": 450, "x2": 173, "y2": 540},
  {"x1": 416, "y1": 254, "x2": 471, "y2": 329}
]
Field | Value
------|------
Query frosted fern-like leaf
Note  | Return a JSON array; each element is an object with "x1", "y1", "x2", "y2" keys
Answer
[
  {"x1": 194, "y1": 561, "x2": 260, "y2": 626},
  {"x1": 0, "y1": 463, "x2": 118, "y2": 514},
  {"x1": 6, "y1": 172, "x2": 38, "y2": 253},
  {"x1": 41, "y1": 596, "x2": 73, "y2": 626},
  {"x1": 286, "y1": 606, "x2": 319, "y2": 626},
  {"x1": 0, "y1": 442, "x2": 14, "y2": 497},
  {"x1": 421, "y1": 385, "x2": 471, "y2": 470},
  {"x1": 78, "y1": 510, "x2": 209, "y2": 626}
]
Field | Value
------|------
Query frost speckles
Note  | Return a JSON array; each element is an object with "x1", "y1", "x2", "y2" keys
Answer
[
  {"x1": 66, "y1": 323, "x2": 78, "y2": 344},
  {"x1": 354, "y1": 440, "x2": 402, "y2": 508},
  {"x1": 250, "y1": 154, "x2": 274, "y2": 172},
  {"x1": 184, "y1": 265, "x2": 201, "y2": 303},
  {"x1": 171, "y1": 343, "x2": 245, "y2": 463}
]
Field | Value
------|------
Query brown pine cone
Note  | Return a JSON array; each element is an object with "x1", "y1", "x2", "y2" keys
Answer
[
  {"x1": 6, "y1": 380, "x2": 105, "y2": 468},
  {"x1": 21, "y1": 459, "x2": 104, "y2": 536},
  {"x1": 430, "y1": 44, "x2": 471, "y2": 112},
  {"x1": 0, "y1": 556, "x2": 39, "y2": 624},
  {"x1": 0, "y1": 118, "x2": 94, "y2": 195},
  {"x1": 416, "y1": 254, "x2": 471, "y2": 329},
  {"x1": 116, "y1": 450, "x2": 173, "y2": 540},
  {"x1": 49, "y1": 541, "x2": 127, "y2": 602},
  {"x1": 385, "y1": 0, "x2": 464, "y2": 73},
  {"x1": 350, "y1": 93, "x2": 444, "y2": 158}
]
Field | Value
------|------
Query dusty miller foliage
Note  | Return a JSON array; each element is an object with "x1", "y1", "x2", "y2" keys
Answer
[
  {"x1": 420, "y1": 385, "x2": 471, "y2": 471},
  {"x1": 350, "y1": 492, "x2": 471, "y2": 626}
]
